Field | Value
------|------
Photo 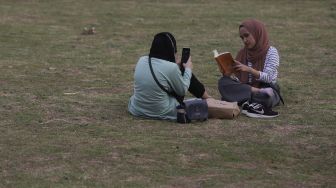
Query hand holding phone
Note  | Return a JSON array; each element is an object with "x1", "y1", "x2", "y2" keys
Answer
[{"x1": 180, "y1": 48, "x2": 190, "y2": 75}]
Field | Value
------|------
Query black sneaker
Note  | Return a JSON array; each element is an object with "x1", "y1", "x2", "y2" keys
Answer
[
  {"x1": 246, "y1": 103, "x2": 279, "y2": 118},
  {"x1": 241, "y1": 101, "x2": 250, "y2": 115}
]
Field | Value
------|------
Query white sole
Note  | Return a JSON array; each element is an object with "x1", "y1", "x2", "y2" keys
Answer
[
  {"x1": 242, "y1": 109, "x2": 248, "y2": 115},
  {"x1": 245, "y1": 112, "x2": 279, "y2": 118}
]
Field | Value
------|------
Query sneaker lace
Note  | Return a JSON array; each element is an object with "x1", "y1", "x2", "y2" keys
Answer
[{"x1": 251, "y1": 103, "x2": 263, "y2": 109}]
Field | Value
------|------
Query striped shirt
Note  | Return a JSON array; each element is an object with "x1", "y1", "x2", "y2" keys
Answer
[{"x1": 247, "y1": 46, "x2": 279, "y2": 84}]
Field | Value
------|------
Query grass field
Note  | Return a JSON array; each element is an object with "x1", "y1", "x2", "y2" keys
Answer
[{"x1": 0, "y1": 0, "x2": 335, "y2": 187}]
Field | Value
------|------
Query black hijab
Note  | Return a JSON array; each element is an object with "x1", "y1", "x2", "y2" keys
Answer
[{"x1": 149, "y1": 32, "x2": 177, "y2": 63}]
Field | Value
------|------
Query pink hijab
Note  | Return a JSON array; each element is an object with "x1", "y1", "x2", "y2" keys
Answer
[{"x1": 235, "y1": 19, "x2": 270, "y2": 87}]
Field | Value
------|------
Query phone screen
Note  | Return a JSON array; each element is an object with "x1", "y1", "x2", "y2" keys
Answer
[{"x1": 181, "y1": 48, "x2": 190, "y2": 64}]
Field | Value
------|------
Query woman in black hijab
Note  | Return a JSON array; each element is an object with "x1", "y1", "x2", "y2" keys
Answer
[
  {"x1": 128, "y1": 32, "x2": 210, "y2": 120},
  {"x1": 149, "y1": 32, "x2": 210, "y2": 99}
]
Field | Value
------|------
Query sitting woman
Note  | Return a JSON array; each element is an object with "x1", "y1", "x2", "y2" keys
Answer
[
  {"x1": 218, "y1": 19, "x2": 283, "y2": 118},
  {"x1": 128, "y1": 32, "x2": 210, "y2": 120}
]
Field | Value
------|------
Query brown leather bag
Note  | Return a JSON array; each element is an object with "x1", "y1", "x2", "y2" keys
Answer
[{"x1": 206, "y1": 98, "x2": 240, "y2": 119}]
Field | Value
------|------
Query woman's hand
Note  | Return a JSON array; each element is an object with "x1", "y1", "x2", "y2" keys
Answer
[
  {"x1": 183, "y1": 56, "x2": 193, "y2": 70},
  {"x1": 175, "y1": 54, "x2": 181, "y2": 65},
  {"x1": 233, "y1": 60, "x2": 251, "y2": 73},
  {"x1": 234, "y1": 60, "x2": 260, "y2": 78}
]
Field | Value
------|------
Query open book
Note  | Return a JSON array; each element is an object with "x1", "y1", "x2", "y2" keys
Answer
[{"x1": 213, "y1": 50, "x2": 236, "y2": 75}]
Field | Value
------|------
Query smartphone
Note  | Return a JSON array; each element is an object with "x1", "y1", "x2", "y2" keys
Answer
[
  {"x1": 181, "y1": 48, "x2": 190, "y2": 64},
  {"x1": 180, "y1": 48, "x2": 190, "y2": 75}
]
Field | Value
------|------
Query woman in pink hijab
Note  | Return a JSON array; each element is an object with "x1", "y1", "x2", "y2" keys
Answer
[{"x1": 218, "y1": 19, "x2": 284, "y2": 118}]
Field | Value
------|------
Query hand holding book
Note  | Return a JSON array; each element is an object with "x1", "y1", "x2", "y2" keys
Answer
[
  {"x1": 233, "y1": 60, "x2": 250, "y2": 72},
  {"x1": 234, "y1": 60, "x2": 261, "y2": 79}
]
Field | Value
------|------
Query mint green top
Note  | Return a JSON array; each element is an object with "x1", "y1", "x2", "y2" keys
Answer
[{"x1": 128, "y1": 56, "x2": 192, "y2": 120}]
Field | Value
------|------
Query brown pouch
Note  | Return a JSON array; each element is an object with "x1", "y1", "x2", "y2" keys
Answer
[{"x1": 206, "y1": 98, "x2": 240, "y2": 119}]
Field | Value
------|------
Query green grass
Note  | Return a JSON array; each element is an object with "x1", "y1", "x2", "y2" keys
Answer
[{"x1": 0, "y1": 0, "x2": 335, "y2": 187}]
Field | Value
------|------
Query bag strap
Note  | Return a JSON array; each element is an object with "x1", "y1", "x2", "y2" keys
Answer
[
  {"x1": 269, "y1": 83, "x2": 285, "y2": 105},
  {"x1": 148, "y1": 56, "x2": 184, "y2": 105},
  {"x1": 279, "y1": 93, "x2": 285, "y2": 105}
]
